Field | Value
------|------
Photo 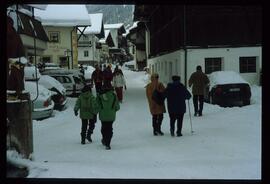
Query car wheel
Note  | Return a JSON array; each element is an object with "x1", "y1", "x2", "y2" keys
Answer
[
  {"x1": 210, "y1": 95, "x2": 215, "y2": 105},
  {"x1": 243, "y1": 99, "x2": 250, "y2": 106}
]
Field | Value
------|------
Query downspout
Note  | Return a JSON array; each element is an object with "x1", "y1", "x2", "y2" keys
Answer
[
  {"x1": 183, "y1": 5, "x2": 188, "y2": 87},
  {"x1": 70, "y1": 26, "x2": 76, "y2": 69},
  {"x1": 31, "y1": 7, "x2": 39, "y2": 102}
]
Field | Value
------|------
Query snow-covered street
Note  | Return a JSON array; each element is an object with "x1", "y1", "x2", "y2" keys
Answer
[{"x1": 24, "y1": 69, "x2": 261, "y2": 179}]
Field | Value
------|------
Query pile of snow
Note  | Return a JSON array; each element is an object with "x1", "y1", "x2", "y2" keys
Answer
[
  {"x1": 208, "y1": 71, "x2": 249, "y2": 90},
  {"x1": 38, "y1": 75, "x2": 66, "y2": 95},
  {"x1": 250, "y1": 85, "x2": 261, "y2": 104},
  {"x1": 83, "y1": 66, "x2": 95, "y2": 79},
  {"x1": 25, "y1": 81, "x2": 51, "y2": 101},
  {"x1": 7, "y1": 150, "x2": 48, "y2": 177},
  {"x1": 24, "y1": 66, "x2": 41, "y2": 81}
]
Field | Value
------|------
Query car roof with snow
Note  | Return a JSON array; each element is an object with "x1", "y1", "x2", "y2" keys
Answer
[{"x1": 208, "y1": 71, "x2": 249, "y2": 89}]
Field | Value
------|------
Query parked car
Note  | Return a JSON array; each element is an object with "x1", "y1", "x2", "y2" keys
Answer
[
  {"x1": 42, "y1": 70, "x2": 84, "y2": 96},
  {"x1": 204, "y1": 71, "x2": 251, "y2": 107},
  {"x1": 38, "y1": 62, "x2": 61, "y2": 73},
  {"x1": 39, "y1": 75, "x2": 67, "y2": 110},
  {"x1": 24, "y1": 81, "x2": 54, "y2": 120}
]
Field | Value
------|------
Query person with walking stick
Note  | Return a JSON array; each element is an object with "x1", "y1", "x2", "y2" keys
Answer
[
  {"x1": 164, "y1": 75, "x2": 191, "y2": 137},
  {"x1": 188, "y1": 65, "x2": 209, "y2": 116}
]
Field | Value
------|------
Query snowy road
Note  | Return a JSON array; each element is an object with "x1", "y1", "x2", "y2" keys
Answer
[{"x1": 29, "y1": 70, "x2": 261, "y2": 179}]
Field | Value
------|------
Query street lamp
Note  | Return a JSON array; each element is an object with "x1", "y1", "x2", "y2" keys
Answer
[{"x1": 64, "y1": 49, "x2": 72, "y2": 69}]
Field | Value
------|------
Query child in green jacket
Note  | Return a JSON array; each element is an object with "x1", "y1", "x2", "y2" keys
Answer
[
  {"x1": 97, "y1": 84, "x2": 120, "y2": 150},
  {"x1": 74, "y1": 85, "x2": 99, "y2": 144}
]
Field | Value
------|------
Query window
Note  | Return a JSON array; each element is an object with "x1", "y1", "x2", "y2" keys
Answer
[
  {"x1": 42, "y1": 56, "x2": 51, "y2": 63},
  {"x1": 239, "y1": 57, "x2": 256, "y2": 73},
  {"x1": 59, "y1": 57, "x2": 68, "y2": 68},
  {"x1": 62, "y1": 76, "x2": 72, "y2": 83},
  {"x1": 84, "y1": 50, "x2": 89, "y2": 57},
  {"x1": 49, "y1": 32, "x2": 60, "y2": 43},
  {"x1": 205, "y1": 57, "x2": 222, "y2": 74}
]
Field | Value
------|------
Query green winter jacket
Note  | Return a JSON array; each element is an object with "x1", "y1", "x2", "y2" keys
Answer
[
  {"x1": 74, "y1": 91, "x2": 99, "y2": 119},
  {"x1": 97, "y1": 90, "x2": 120, "y2": 122}
]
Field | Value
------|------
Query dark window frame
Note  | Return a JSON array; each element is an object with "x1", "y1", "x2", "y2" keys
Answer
[
  {"x1": 84, "y1": 50, "x2": 89, "y2": 57},
  {"x1": 205, "y1": 57, "x2": 222, "y2": 74},
  {"x1": 239, "y1": 56, "x2": 257, "y2": 73},
  {"x1": 49, "y1": 31, "x2": 60, "y2": 43}
]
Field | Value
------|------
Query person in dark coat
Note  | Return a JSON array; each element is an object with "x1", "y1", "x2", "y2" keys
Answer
[
  {"x1": 91, "y1": 64, "x2": 103, "y2": 94},
  {"x1": 164, "y1": 75, "x2": 191, "y2": 137},
  {"x1": 188, "y1": 65, "x2": 209, "y2": 116},
  {"x1": 102, "y1": 65, "x2": 113, "y2": 88}
]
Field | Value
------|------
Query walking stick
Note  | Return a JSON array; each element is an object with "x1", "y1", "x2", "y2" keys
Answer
[{"x1": 188, "y1": 99, "x2": 194, "y2": 134}]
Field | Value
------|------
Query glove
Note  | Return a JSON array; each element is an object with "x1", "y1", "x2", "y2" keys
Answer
[{"x1": 74, "y1": 111, "x2": 78, "y2": 116}]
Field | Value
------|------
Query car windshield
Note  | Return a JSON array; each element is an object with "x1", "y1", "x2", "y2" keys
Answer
[{"x1": 73, "y1": 76, "x2": 82, "y2": 84}]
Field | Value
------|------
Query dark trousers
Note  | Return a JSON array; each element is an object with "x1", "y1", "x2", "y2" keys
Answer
[
  {"x1": 169, "y1": 113, "x2": 184, "y2": 134},
  {"x1": 95, "y1": 82, "x2": 102, "y2": 94},
  {"x1": 101, "y1": 121, "x2": 114, "y2": 146},
  {"x1": 81, "y1": 117, "x2": 96, "y2": 139},
  {"x1": 152, "y1": 114, "x2": 163, "y2": 133},
  {"x1": 193, "y1": 95, "x2": 204, "y2": 114},
  {"x1": 115, "y1": 87, "x2": 123, "y2": 101}
]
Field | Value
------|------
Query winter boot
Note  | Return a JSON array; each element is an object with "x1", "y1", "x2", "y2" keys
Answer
[
  {"x1": 105, "y1": 145, "x2": 111, "y2": 150},
  {"x1": 81, "y1": 133, "x2": 86, "y2": 144},
  {"x1": 157, "y1": 122, "x2": 164, "y2": 136},
  {"x1": 101, "y1": 139, "x2": 106, "y2": 146},
  {"x1": 170, "y1": 128, "x2": 175, "y2": 137},
  {"x1": 86, "y1": 132, "x2": 92, "y2": 143}
]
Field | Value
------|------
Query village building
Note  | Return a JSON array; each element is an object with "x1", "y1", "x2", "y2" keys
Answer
[
  {"x1": 7, "y1": 5, "x2": 49, "y2": 63},
  {"x1": 125, "y1": 21, "x2": 147, "y2": 71},
  {"x1": 77, "y1": 13, "x2": 105, "y2": 66},
  {"x1": 104, "y1": 23, "x2": 127, "y2": 65},
  {"x1": 99, "y1": 30, "x2": 115, "y2": 64},
  {"x1": 133, "y1": 5, "x2": 262, "y2": 86},
  {"x1": 34, "y1": 5, "x2": 91, "y2": 69}
]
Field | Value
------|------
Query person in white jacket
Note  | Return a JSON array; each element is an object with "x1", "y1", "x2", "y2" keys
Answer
[{"x1": 112, "y1": 69, "x2": 126, "y2": 103}]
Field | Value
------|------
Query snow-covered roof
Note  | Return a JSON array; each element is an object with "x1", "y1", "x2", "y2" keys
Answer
[
  {"x1": 27, "y1": 4, "x2": 48, "y2": 10},
  {"x1": 104, "y1": 23, "x2": 124, "y2": 29},
  {"x1": 34, "y1": 5, "x2": 91, "y2": 27},
  {"x1": 39, "y1": 75, "x2": 66, "y2": 95},
  {"x1": 77, "y1": 13, "x2": 103, "y2": 35},
  {"x1": 209, "y1": 71, "x2": 249, "y2": 89},
  {"x1": 99, "y1": 30, "x2": 110, "y2": 43}
]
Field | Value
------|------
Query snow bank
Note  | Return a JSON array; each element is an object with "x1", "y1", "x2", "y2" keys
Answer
[
  {"x1": 39, "y1": 75, "x2": 66, "y2": 95},
  {"x1": 209, "y1": 71, "x2": 249, "y2": 89},
  {"x1": 7, "y1": 150, "x2": 48, "y2": 178},
  {"x1": 83, "y1": 66, "x2": 95, "y2": 79},
  {"x1": 250, "y1": 85, "x2": 261, "y2": 104}
]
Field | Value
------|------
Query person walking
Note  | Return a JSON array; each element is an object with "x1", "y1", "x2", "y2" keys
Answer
[
  {"x1": 91, "y1": 64, "x2": 103, "y2": 94},
  {"x1": 146, "y1": 73, "x2": 166, "y2": 136},
  {"x1": 164, "y1": 76, "x2": 191, "y2": 137},
  {"x1": 74, "y1": 85, "x2": 99, "y2": 144},
  {"x1": 97, "y1": 84, "x2": 120, "y2": 150},
  {"x1": 102, "y1": 65, "x2": 113, "y2": 88},
  {"x1": 113, "y1": 69, "x2": 126, "y2": 103},
  {"x1": 188, "y1": 65, "x2": 209, "y2": 116}
]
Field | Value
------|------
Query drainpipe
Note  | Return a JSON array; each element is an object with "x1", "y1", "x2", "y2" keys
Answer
[
  {"x1": 70, "y1": 26, "x2": 76, "y2": 69},
  {"x1": 183, "y1": 5, "x2": 188, "y2": 87},
  {"x1": 31, "y1": 7, "x2": 39, "y2": 102}
]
